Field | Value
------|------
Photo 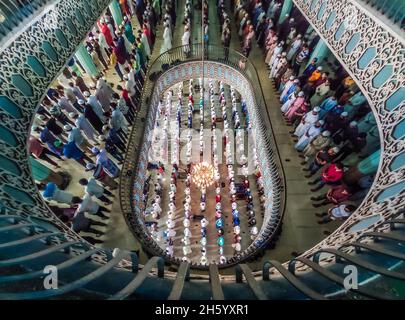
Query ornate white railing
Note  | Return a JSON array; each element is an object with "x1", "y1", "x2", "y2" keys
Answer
[{"x1": 292, "y1": 0, "x2": 404, "y2": 267}]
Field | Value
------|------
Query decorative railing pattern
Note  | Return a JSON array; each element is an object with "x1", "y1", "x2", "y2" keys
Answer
[
  {"x1": 292, "y1": 0, "x2": 405, "y2": 268},
  {"x1": 119, "y1": 44, "x2": 286, "y2": 269},
  {"x1": 0, "y1": 0, "x2": 112, "y2": 257}
]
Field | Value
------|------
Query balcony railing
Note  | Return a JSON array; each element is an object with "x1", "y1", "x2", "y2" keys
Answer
[
  {"x1": 0, "y1": 0, "x2": 51, "y2": 44},
  {"x1": 359, "y1": 0, "x2": 405, "y2": 29},
  {"x1": 119, "y1": 43, "x2": 287, "y2": 269}
]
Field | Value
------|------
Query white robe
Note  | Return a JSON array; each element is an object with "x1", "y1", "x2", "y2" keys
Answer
[
  {"x1": 287, "y1": 39, "x2": 302, "y2": 61},
  {"x1": 269, "y1": 45, "x2": 283, "y2": 67},
  {"x1": 281, "y1": 94, "x2": 296, "y2": 113},
  {"x1": 182, "y1": 30, "x2": 190, "y2": 53},
  {"x1": 141, "y1": 33, "x2": 151, "y2": 57},
  {"x1": 294, "y1": 112, "x2": 319, "y2": 137},
  {"x1": 295, "y1": 125, "x2": 321, "y2": 151},
  {"x1": 280, "y1": 80, "x2": 294, "y2": 100},
  {"x1": 160, "y1": 26, "x2": 172, "y2": 54}
]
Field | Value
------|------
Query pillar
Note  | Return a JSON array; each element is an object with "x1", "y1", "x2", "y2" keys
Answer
[
  {"x1": 74, "y1": 43, "x2": 99, "y2": 78},
  {"x1": 30, "y1": 157, "x2": 70, "y2": 189},
  {"x1": 358, "y1": 149, "x2": 381, "y2": 175},
  {"x1": 109, "y1": 0, "x2": 124, "y2": 27},
  {"x1": 278, "y1": 0, "x2": 293, "y2": 24},
  {"x1": 308, "y1": 38, "x2": 330, "y2": 66},
  {"x1": 343, "y1": 149, "x2": 380, "y2": 185}
]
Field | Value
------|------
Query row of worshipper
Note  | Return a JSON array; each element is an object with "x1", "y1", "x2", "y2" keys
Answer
[
  {"x1": 159, "y1": 0, "x2": 178, "y2": 55},
  {"x1": 223, "y1": 86, "x2": 244, "y2": 256}
]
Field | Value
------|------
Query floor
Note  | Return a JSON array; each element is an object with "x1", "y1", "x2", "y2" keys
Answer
[{"x1": 35, "y1": 0, "x2": 345, "y2": 270}]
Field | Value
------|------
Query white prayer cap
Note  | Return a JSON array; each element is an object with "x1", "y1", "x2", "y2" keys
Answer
[
  {"x1": 123, "y1": 74, "x2": 128, "y2": 80},
  {"x1": 341, "y1": 112, "x2": 349, "y2": 117},
  {"x1": 350, "y1": 121, "x2": 358, "y2": 126},
  {"x1": 83, "y1": 91, "x2": 90, "y2": 97},
  {"x1": 322, "y1": 130, "x2": 331, "y2": 137},
  {"x1": 317, "y1": 66, "x2": 323, "y2": 71},
  {"x1": 78, "y1": 99, "x2": 85, "y2": 105},
  {"x1": 98, "y1": 135, "x2": 106, "y2": 141},
  {"x1": 282, "y1": 51, "x2": 287, "y2": 56},
  {"x1": 298, "y1": 91, "x2": 304, "y2": 97},
  {"x1": 37, "y1": 114, "x2": 46, "y2": 121},
  {"x1": 313, "y1": 106, "x2": 320, "y2": 112},
  {"x1": 91, "y1": 147, "x2": 100, "y2": 154},
  {"x1": 294, "y1": 79, "x2": 300, "y2": 83},
  {"x1": 64, "y1": 124, "x2": 72, "y2": 131},
  {"x1": 68, "y1": 112, "x2": 77, "y2": 118},
  {"x1": 318, "y1": 120, "x2": 325, "y2": 125},
  {"x1": 289, "y1": 76, "x2": 294, "y2": 80},
  {"x1": 332, "y1": 147, "x2": 340, "y2": 153}
]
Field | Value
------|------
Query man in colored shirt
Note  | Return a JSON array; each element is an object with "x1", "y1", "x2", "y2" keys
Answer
[
  {"x1": 79, "y1": 178, "x2": 113, "y2": 205},
  {"x1": 308, "y1": 162, "x2": 344, "y2": 191},
  {"x1": 316, "y1": 204, "x2": 357, "y2": 224},
  {"x1": 311, "y1": 184, "x2": 352, "y2": 207},
  {"x1": 62, "y1": 141, "x2": 92, "y2": 168}
]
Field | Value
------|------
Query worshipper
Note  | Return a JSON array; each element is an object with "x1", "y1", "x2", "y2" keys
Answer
[
  {"x1": 303, "y1": 147, "x2": 339, "y2": 178},
  {"x1": 77, "y1": 193, "x2": 110, "y2": 220},
  {"x1": 96, "y1": 77, "x2": 115, "y2": 112},
  {"x1": 73, "y1": 113, "x2": 98, "y2": 144},
  {"x1": 64, "y1": 123, "x2": 93, "y2": 154},
  {"x1": 308, "y1": 162, "x2": 345, "y2": 192},
  {"x1": 83, "y1": 100, "x2": 104, "y2": 135},
  {"x1": 110, "y1": 103, "x2": 129, "y2": 142},
  {"x1": 301, "y1": 131, "x2": 332, "y2": 165},
  {"x1": 62, "y1": 140, "x2": 93, "y2": 168},
  {"x1": 29, "y1": 135, "x2": 62, "y2": 168},
  {"x1": 293, "y1": 107, "x2": 320, "y2": 137},
  {"x1": 79, "y1": 178, "x2": 113, "y2": 205},
  {"x1": 110, "y1": 47, "x2": 124, "y2": 81},
  {"x1": 42, "y1": 182, "x2": 82, "y2": 205},
  {"x1": 334, "y1": 132, "x2": 368, "y2": 162},
  {"x1": 85, "y1": 163, "x2": 118, "y2": 190},
  {"x1": 295, "y1": 120, "x2": 324, "y2": 152},
  {"x1": 55, "y1": 92, "x2": 79, "y2": 116},
  {"x1": 37, "y1": 126, "x2": 64, "y2": 158},
  {"x1": 182, "y1": 25, "x2": 191, "y2": 56},
  {"x1": 310, "y1": 79, "x2": 331, "y2": 107},
  {"x1": 84, "y1": 91, "x2": 106, "y2": 123},
  {"x1": 103, "y1": 124, "x2": 126, "y2": 153},
  {"x1": 99, "y1": 134, "x2": 124, "y2": 163},
  {"x1": 92, "y1": 147, "x2": 120, "y2": 179},
  {"x1": 160, "y1": 21, "x2": 172, "y2": 54},
  {"x1": 318, "y1": 95, "x2": 338, "y2": 119},
  {"x1": 316, "y1": 204, "x2": 357, "y2": 224},
  {"x1": 71, "y1": 211, "x2": 107, "y2": 238},
  {"x1": 311, "y1": 184, "x2": 352, "y2": 207}
]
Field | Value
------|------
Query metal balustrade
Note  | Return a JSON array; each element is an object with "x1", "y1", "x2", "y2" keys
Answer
[
  {"x1": 1, "y1": 211, "x2": 403, "y2": 299},
  {"x1": 0, "y1": 0, "x2": 51, "y2": 44},
  {"x1": 119, "y1": 43, "x2": 287, "y2": 270},
  {"x1": 359, "y1": 0, "x2": 405, "y2": 28}
]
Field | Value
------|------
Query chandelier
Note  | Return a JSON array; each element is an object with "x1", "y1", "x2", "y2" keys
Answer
[{"x1": 192, "y1": 162, "x2": 215, "y2": 191}]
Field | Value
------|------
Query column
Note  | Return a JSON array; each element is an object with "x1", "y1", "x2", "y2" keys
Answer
[
  {"x1": 74, "y1": 43, "x2": 99, "y2": 78},
  {"x1": 358, "y1": 149, "x2": 381, "y2": 175},
  {"x1": 30, "y1": 157, "x2": 69, "y2": 189},
  {"x1": 344, "y1": 149, "x2": 380, "y2": 185},
  {"x1": 109, "y1": 0, "x2": 124, "y2": 27},
  {"x1": 278, "y1": 0, "x2": 293, "y2": 24},
  {"x1": 308, "y1": 38, "x2": 330, "y2": 66}
]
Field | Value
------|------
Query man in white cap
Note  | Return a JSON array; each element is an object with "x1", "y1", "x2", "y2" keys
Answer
[
  {"x1": 301, "y1": 130, "x2": 332, "y2": 164},
  {"x1": 84, "y1": 91, "x2": 106, "y2": 123},
  {"x1": 95, "y1": 77, "x2": 114, "y2": 112},
  {"x1": 64, "y1": 124, "x2": 93, "y2": 155},
  {"x1": 304, "y1": 146, "x2": 340, "y2": 177},
  {"x1": 294, "y1": 107, "x2": 320, "y2": 137},
  {"x1": 295, "y1": 120, "x2": 324, "y2": 151},
  {"x1": 74, "y1": 112, "x2": 98, "y2": 144}
]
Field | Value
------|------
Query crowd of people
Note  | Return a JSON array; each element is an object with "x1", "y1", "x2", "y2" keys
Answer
[
  {"x1": 231, "y1": 0, "x2": 378, "y2": 227},
  {"x1": 29, "y1": 1, "x2": 165, "y2": 244}
]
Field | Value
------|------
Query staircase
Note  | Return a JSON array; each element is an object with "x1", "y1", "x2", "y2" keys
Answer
[{"x1": 1, "y1": 211, "x2": 403, "y2": 300}]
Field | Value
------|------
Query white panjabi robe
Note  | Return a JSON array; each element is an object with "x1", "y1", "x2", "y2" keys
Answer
[
  {"x1": 295, "y1": 125, "x2": 321, "y2": 151},
  {"x1": 294, "y1": 112, "x2": 319, "y2": 137}
]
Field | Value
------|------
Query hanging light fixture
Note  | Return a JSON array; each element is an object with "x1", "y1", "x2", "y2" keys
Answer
[{"x1": 192, "y1": 162, "x2": 215, "y2": 191}]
